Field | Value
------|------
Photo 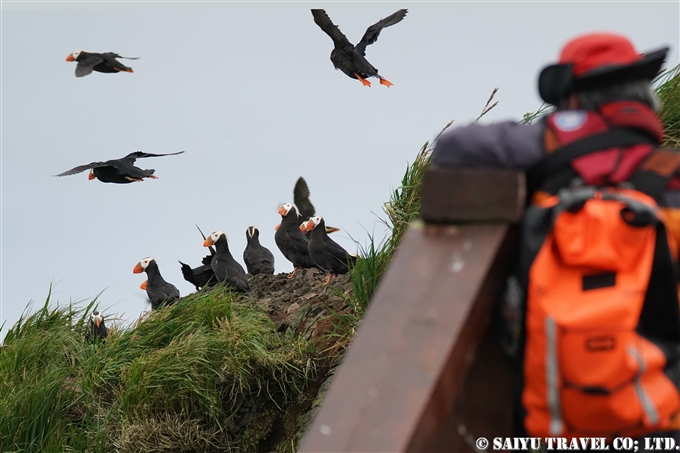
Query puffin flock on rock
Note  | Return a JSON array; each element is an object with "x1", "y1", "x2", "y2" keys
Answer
[{"x1": 57, "y1": 9, "x2": 408, "y2": 340}]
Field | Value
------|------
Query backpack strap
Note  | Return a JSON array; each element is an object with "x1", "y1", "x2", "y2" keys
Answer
[
  {"x1": 627, "y1": 148, "x2": 680, "y2": 200},
  {"x1": 527, "y1": 128, "x2": 658, "y2": 193}
]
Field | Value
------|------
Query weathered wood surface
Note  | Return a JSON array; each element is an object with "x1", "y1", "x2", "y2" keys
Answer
[
  {"x1": 299, "y1": 168, "x2": 525, "y2": 453},
  {"x1": 300, "y1": 224, "x2": 518, "y2": 452},
  {"x1": 420, "y1": 168, "x2": 526, "y2": 224}
]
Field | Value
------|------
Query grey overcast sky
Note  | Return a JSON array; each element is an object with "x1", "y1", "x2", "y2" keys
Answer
[{"x1": 2, "y1": 2, "x2": 679, "y2": 340}]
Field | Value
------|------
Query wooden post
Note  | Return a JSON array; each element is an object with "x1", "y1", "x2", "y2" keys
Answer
[{"x1": 300, "y1": 168, "x2": 526, "y2": 453}]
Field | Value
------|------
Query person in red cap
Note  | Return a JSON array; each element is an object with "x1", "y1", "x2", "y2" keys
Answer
[{"x1": 431, "y1": 32, "x2": 680, "y2": 447}]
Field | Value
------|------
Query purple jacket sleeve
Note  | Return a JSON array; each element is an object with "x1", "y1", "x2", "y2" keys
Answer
[{"x1": 431, "y1": 121, "x2": 545, "y2": 170}]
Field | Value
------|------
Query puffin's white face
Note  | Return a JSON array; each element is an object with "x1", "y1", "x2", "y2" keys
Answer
[
  {"x1": 138, "y1": 257, "x2": 154, "y2": 270},
  {"x1": 71, "y1": 50, "x2": 83, "y2": 60},
  {"x1": 246, "y1": 226, "x2": 258, "y2": 238},
  {"x1": 90, "y1": 310, "x2": 103, "y2": 327},
  {"x1": 279, "y1": 203, "x2": 293, "y2": 216},
  {"x1": 211, "y1": 231, "x2": 226, "y2": 242},
  {"x1": 310, "y1": 216, "x2": 322, "y2": 227}
]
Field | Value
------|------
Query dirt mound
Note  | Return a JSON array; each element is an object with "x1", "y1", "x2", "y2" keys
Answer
[{"x1": 247, "y1": 268, "x2": 353, "y2": 352}]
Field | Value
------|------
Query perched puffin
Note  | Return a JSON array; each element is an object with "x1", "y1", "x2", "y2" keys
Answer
[
  {"x1": 275, "y1": 203, "x2": 316, "y2": 278},
  {"x1": 306, "y1": 216, "x2": 357, "y2": 285},
  {"x1": 66, "y1": 50, "x2": 139, "y2": 77},
  {"x1": 274, "y1": 177, "x2": 340, "y2": 236},
  {"x1": 244, "y1": 226, "x2": 275, "y2": 275},
  {"x1": 311, "y1": 9, "x2": 407, "y2": 87},
  {"x1": 133, "y1": 257, "x2": 180, "y2": 310},
  {"x1": 179, "y1": 225, "x2": 217, "y2": 291},
  {"x1": 85, "y1": 310, "x2": 108, "y2": 342},
  {"x1": 55, "y1": 151, "x2": 185, "y2": 184},
  {"x1": 203, "y1": 231, "x2": 251, "y2": 293},
  {"x1": 179, "y1": 254, "x2": 216, "y2": 291}
]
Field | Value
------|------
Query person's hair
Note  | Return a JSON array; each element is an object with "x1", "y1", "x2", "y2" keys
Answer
[{"x1": 557, "y1": 79, "x2": 660, "y2": 111}]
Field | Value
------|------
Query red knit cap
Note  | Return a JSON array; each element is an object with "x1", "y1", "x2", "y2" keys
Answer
[{"x1": 558, "y1": 32, "x2": 643, "y2": 76}]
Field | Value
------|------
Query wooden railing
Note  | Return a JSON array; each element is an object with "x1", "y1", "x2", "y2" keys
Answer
[{"x1": 300, "y1": 168, "x2": 526, "y2": 452}]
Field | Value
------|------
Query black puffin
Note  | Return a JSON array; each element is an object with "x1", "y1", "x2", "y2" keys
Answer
[
  {"x1": 85, "y1": 310, "x2": 108, "y2": 342},
  {"x1": 66, "y1": 50, "x2": 139, "y2": 77},
  {"x1": 306, "y1": 216, "x2": 357, "y2": 285},
  {"x1": 276, "y1": 177, "x2": 339, "y2": 236},
  {"x1": 55, "y1": 151, "x2": 185, "y2": 183},
  {"x1": 275, "y1": 203, "x2": 316, "y2": 278},
  {"x1": 133, "y1": 257, "x2": 180, "y2": 310},
  {"x1": 179, "y1": 254, "x2": 216, "y2": 291},
  {"x1": 311, "y1": 9, "x2": 407, "y2": 87},
  {"x1": 244, "y1": 226, "x2": 275, "y2": 275},
  {"x1": 203, "y1": 231, "x2": 251, "y2": 293},
  {"x1": 179, "y1": 225, "x2": 217, "y2": 291}
]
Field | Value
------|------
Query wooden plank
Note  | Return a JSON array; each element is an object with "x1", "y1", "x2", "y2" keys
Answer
[
  {"x1": 299, "y1": 223, "x2": 518, "y2": 453},
  {"x1": 430, "y1": 323, "x2": 515, "y2": 452},
  {"x1": 420, "y1": 168, "x2": 526, "y2": 223}
]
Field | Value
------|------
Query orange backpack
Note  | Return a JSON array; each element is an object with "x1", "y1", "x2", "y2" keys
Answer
[{"x1": 516, "y1": 131, "x2": 680, "y2": 439}]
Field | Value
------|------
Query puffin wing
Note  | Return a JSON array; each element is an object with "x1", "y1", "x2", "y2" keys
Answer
[
  {"x1": 75, "y1": 55, "x2": 104, "y2": 77},
  {"x1": 311, "y1": 9, "x2": 353, "y2": 48},
  {"x1": 120, "y1": 150, "x2": 185, "y2": 164},
  {"x1": 294, "y1": 177, "x2": 316, "y2": 220},
  {"x1": 54, "y1": 160, "x2": 109, "y2": 177},
  {"x1": 355, "y1": 9, "x2": 408, "y2": 55},
  {"x1": 324, "y1": 237, "x2": 352, "y2": 262},
  {"x1": 104, "y1": 52, "x2": 140, "y2": 60}
]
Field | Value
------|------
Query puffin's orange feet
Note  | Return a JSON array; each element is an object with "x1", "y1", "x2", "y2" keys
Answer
[
  {"x1": 355, "y1": 73, "x2": 371, "y2": 87},
  {"x1": 287, "y1": 268, "x2": 299, "y2": 279},
  {"x1": 379, "y1": 77, "x2": 393, "y2": 87},
  {"x1": 148, "y1": 175, "x2": 158, "y2": 179},
  {"x1": 322, "y1": 274, "x2": 335, "y2": 285}
]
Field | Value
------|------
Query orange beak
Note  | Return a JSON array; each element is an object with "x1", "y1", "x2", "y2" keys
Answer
[
  {"x1": 203, "y1": 237, "x2": 214, "y2": 247},
  {"x1": 95, "y1": 319, "x2": 100, "y2": 328},
  {"x1": 299, "y1": 224, "x2": 307, "y2": 234},
  {"x1": 140, "y1": 280, "x2": 147, "y2": 290},
  {"x1": 306, "y1": 220, "x2": 315, "y2": 231},
  {"x1": 278, "y1": 206, "x2": 287, "y2": 216},
  {"x1": 66, "y1": 54, "x2": 74, "y2": 62},
  {"x1": 133, "y1": 263, "x2": 144, "y2": 274},
  {"x1": 88, "y1": 170, "x2": 95, "y2": 180}
]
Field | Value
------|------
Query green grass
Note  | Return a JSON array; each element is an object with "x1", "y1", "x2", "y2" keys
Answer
[
  {"x1": 656, "y1": 64, "x2": 680, "y2": 146},
  {"x1": 1, "y1": 287, "x2": 315, "y2": 452}
]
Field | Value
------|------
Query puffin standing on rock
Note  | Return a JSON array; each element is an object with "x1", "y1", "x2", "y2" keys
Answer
[
  {"x1": 311, "y1": 9, "x2": 408, "y2": 87},
  {"x1": 133, "y1": 257, "x2": 180, "y2": 310},
  {"x1": 244, "y1": 226, "x2": 275, "y2": 275},
  {"x1": 179, "y1": 225, "x2": 217, "y2": 291},
  {"x1": 54, "y1": 151, "x2": 185, "y2": 184},
  {"x1": 306, "y1": 216, "x2": 357, "y2": 285},
  {"x1": 179, "y1": 254, "x2": 216, "y2": 291},
  {"x1": 85, "y1": 310, "x2": 108, "y2": 342},
  {"x1": 275, "y1": 203, "x2": 316, "y2": 278},
  {"x1": 293, "y1": 177, "x2": 340, "y2": 237},
  {"x1": 66, "y1": 50, "x2": 139, "y2": 77},
  {"x1": 203, "y1": 231, "x2": 251, "y2": 293}
]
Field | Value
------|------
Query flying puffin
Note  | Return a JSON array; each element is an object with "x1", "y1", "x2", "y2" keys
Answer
[
  {"x1": 179, "y1": 225, "x2": 217, "y2": 291},
  {"x1": 275, "y1": 203, "x2": 316, "y2": 278},
  {"x1": 306, "y1": 216, "x2": 357, "y2": 285},
  {"x1": 311, "y1": 9, "x2": 408, "y2": 87},
  {"x1": 85, "y1": 310, "x2": 108, "y2": 342},
  {"x1": 203, "y1": 231, "x2": 251, "y2": 293},
  {"x1": 244, "y1": 226, "x2": 275, "y2": 275},
  {"x1": 133, "y1": 257, "x2": 180, "y2": 310},
  {"x1": 66, "y1": 50, "x2": 139, "y2": 77},
  {"x1": 54, "y1": 151, "x2": 185, "y2": 183}
]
